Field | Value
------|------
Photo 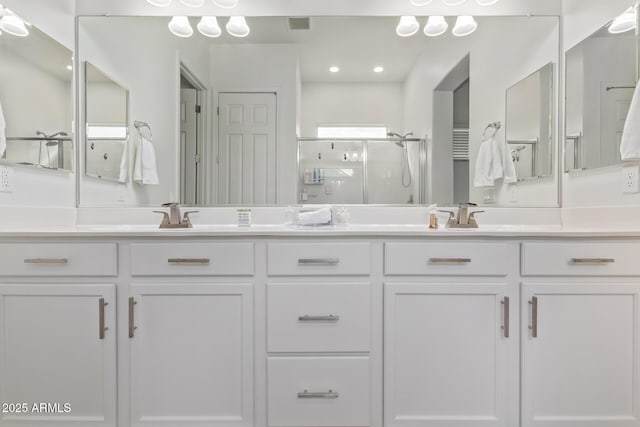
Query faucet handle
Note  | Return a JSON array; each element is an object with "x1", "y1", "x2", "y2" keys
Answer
[
  {"x1": 182, "y1": 211, "x2": 199, "y2": 228},
  {"x1": 468, "y1": 210, "x2": 485, "y2": 225},
  {"x1": 438, "y1": 210, "x2": 456, "y2": 225},
  {"x1": 162, "y1": 202, "x2": 179, "y2": 207},
  {"x1": 153, "y1": 210, "x2": 170, "y2": 227}
]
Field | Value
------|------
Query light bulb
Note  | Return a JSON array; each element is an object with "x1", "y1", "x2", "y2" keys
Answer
[
  {"x1": 373, "y1": 66, "x2": 384, "y2": 73},
  {"x1": 168, "y1": 16, "x2": 193, "y2": 38},
  {"x1": 179, "y1": 0, "x2": 205, "y2": 6},
  {"x1": 609, "y1": 7, "x2": 637, "y2": 34},
  {"x1": 213, "y1": 0, "x2": 239, "y2": 8},
  {"x1": 145, "y1": 0, "x2": 172, "y2": 6},
  {"x1": 476, "y1": 0, "x2": 500, "y2": 5},
  {"x1": 396, "y1": 16, "x2": 419, "y2": 37},
  {"x1": 409, "y1": 0, "x2": 432, "y2": 5},
  {"x1": 424, "y1": 16, "x2": 448, "y2": 36},
  {"x1": 197, "y1": 16, "x2": 221, "y2": 37},
  {"x1": 226, "y1": 16, "x2": 250, "y2": 37},
  {"x1": 444, "y1": 0, "x2": 467, "y2": 5},
  {"x1": 329, "y1": 66, "x2": 340, "y2": 73},
  {"x1": 0, "y1": 15, "x2": 29, "y2": 37},
  {"x1": 452, "y1": 15, "x2": 477, "y2": 37}
]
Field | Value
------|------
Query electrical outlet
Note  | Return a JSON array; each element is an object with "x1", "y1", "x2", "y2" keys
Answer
[
  {"x1": 0, "y1": 166, "x2": 12, "y2": 193},
  {"x1": 622, "y1": 165, "x2": 640, "y2": 193}
]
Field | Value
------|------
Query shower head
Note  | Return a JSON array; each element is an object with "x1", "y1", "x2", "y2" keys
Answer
[{"x1": 387, "y1": 131, "x2": 413, "y2": 147}]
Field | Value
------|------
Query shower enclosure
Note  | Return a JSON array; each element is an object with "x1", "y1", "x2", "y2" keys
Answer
[{"x1": 298, "y1": 137, "x2": 426, "y2": 204}]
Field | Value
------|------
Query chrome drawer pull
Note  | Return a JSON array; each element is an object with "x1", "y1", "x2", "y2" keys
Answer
[
  {"x1": 529, "y1": 296, "x2": 538, "y2": 338},
  {"x1": 298, "y1": 258, "x2": 340, "y2": 265},
  {"x1": 429, "y1": 258, "x2": 472, "y2": 264},
  {"x1": 298, "y1": 315, "x2": 340, "y2": 322},
  {"x1": 24, "y1": 258, "x2": 68, "y2": 264},
  {"x1": 129, "y1": 297, "x2": 138, "y2": 339},
  {"x1": 501, "y1": 297, "x2": 510, "y2": 338},
  {"x1": 298, "y1": 390, "x2": 339, "y2": 399},
  {"x1": 99, "y1": 298, "x2": 108, "y2": 340},
  {"x1": 168, "y1": 258, "x2": 210, "y2": 264},
  {"x1": 570, "y1": 258, "x2": 615, "y2": 264}
]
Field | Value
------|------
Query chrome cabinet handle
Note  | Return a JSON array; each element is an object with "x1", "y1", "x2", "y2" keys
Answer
[
  {"x1": 529, "y1": 296, "x2": 538, "y2": 338},
  {"x1": 298, "y1": 315, "x2": 340, "y2": 322},
  {"x1": 297, "y1": 258, "x2": 340, "y2": 265},
  {"x1": 129, "y1": 297, "x2": 137, "y2": 338},
  {"x1": 297, "y1": 390, "x2": 339, "y2": 399},
  {"x1": 570, "y1": 258, "x2": 615, "y2": 264},
  {"x1": 24, "y1": 258, "x2": 68, "y2": 264},
  {"x1": 168, "y1": 258, "x2": 210, "y2": 264},
  {"x1": 429, "y1": 258, "x2": 472, "y2": 264},
  {"x1": 99, "y1": 298, "x2": 108, "y2": 340},
  {"x1": 501, "y1": 297, "x2": 510, "y2": 338}
]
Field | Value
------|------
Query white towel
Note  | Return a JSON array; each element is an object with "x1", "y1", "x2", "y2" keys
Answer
[
  {"x1": 298, "y1": 207, "x2": 332, "y2": 226},
  {"x1": 0, "y1": 99, "x2": 6, "y2": 157},
  {"x1": 118, "y1": 141, "x2": 129, "y2": 183},
  {"x1": 502, "y1": 140, "x2": 518, "y2": 184},
  {"x1": 621, "y1": 84, "x2": 640, "y2": 160},
  {"x1": 133, "y1": 136, "x2": 159, "y2": 185},
  {"x1": 474, "y1": 137, "x2": 503, "y2": 187}
]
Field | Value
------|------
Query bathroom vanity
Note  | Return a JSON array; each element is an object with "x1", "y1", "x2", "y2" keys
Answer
[{"x1": 1, "y1": 225, "x2": 639, "y2": 427}]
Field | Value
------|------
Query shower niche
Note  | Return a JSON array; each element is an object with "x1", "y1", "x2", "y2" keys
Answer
[{"x1": 298, "y1": 138, "x2": 425, "y2": 204}]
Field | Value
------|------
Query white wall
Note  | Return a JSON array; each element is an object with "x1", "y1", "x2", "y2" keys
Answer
[
  {"x1": 210, "y1": 44, "x2": 299, "y2": 205},
  {"x1": 562, "y1": 0, "x2": 640, "y2": 207},
  {"x1": 404, "y1": 16, "x2": 560, "y2": 206},
  {"x1": 78, "y1": 17, "x2": 211, "y2": 206}
]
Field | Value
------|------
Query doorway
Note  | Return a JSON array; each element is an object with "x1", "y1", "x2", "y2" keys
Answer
[{"x1": 179, "y1": 67, "x2": 205, "y2": 205}]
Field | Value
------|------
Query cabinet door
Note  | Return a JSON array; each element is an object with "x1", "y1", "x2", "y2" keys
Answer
[
  {"x1": 130, "y1": 283, "x2": 253, "y2": 427},
  {"x1": 522, "y1": 283, "x2": 640, "y2": 427},
  {"x1": 384, "y1": 283, "x2": 517, "y2": 427},
  {"x1": 0, "y1": 284, "x2": 116, "y2": 427}
]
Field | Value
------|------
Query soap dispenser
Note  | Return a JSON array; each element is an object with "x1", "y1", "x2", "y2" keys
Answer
[{"x1": 428, "y1": 204, "x2": 438, "y2": 229}]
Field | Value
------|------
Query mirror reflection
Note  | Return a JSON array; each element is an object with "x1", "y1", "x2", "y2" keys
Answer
[
  {"x1": 84, "y1": 61, "x2": 129, "y2": 182},
  {"x1": 0, "y1": 24, "x2": 73, "y2": 172},
  {"x1": 506, "y1": 62, "x2": 554, "y2": 181},
  {"x1": 565, "y1": 4, "x2": 638, "y2": 172},
  {"x1": 78, "y1": 15, "x2": 559, "y2": 207}
]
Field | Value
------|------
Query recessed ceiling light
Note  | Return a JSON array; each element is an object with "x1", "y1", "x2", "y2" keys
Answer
[
  {"x1": 329, "y1": 66, "x2": 340, "y2": 73},
  {"x1": 66, "y1": 65, "x2": 73, "y2": 71},
  {"x1": 476, "y1": 0, "x2": 499, "y2": 5},
  {"x1": 373, "y1": 66, "x2": 384, "y2": 73},
  {"x1": 145, "y1": 0, "x2": 172, "y2": 6},
  {"x1": 609, "y1": 7, "x2": 637, "y2": 34},
  {"x1": 0, "y1": 15, "x2": 29, "y2": 37}
]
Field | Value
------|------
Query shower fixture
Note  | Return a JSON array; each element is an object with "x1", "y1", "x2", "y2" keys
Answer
[{"x1": 387, "y1": 132, "x2": 413, "y2": 187}]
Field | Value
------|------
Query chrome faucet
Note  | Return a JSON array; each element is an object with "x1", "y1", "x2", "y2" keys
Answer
[
  {"x1": 440, "y1": 203, "x2": 484, "y2": 229},
  {"x1": 153, "y1": 203, "x2": 198, "y2": 229}
]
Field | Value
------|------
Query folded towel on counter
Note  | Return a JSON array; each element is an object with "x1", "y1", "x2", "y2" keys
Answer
[
  {"x1": 474, "y1": 137, "x2": 503, "y2": 187},
  {"x1": 621, "y1": 84, "x2": 640, "y2": 160},
  {"x1": 133, "y1": 136, "x2": 159, "y2": 185},
  {"x1": 0, "y1": 99, "x2": 6, "y2": 157},
  {"x1": 298, "y1": 207, "x2": 332, "y2": 226}
]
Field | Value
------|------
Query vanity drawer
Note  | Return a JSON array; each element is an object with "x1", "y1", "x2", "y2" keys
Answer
[
  {"x1": 268, "y1": 356, "x2": 370, "y2": 427},
  {"x1": 267, "y1": 283, "x2": 370, "y2": 353},
  {"x1": 130, "y1": 242, "x2": 254, "y2": 276},
  {"x1": 385, "y1": 242, "x2": 510, "y2": 276},
  {"x1": 267, "y1": 242, "x2": 370, "y2": 276},
  {"x1": 521, "y1": 242, "x2": 640, "y2": 276},
  {"x1": 0, "y1": 243, "x2": 117, "y2": 276}
]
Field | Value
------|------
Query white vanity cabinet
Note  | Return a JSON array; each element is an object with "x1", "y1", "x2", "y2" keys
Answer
[
  {"x1": 265, "y1": 241, "x2": 375, "y2": 427},
  {"x1": 127, "y1": 242, "x2": 255, "y2": 427},
  {"x1": 0, "y1": 243, "x2": 118, "y2": 427},
  {"x1": 520, "y1": 242, "x2": 640, "y2": 427},
  {"x1": 383, "y1": 241, "x2": 520, "y2": 427}
]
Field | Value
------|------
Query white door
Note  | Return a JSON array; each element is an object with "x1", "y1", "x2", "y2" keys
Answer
[
  {"x1": 522, "y1": 283, "x2": 640, "y2": 427},
  {"x1": 601, "y1": 82, "x2": 635, "y2": 166},
  {"x1": 180, "y1": 88, "x2": 199, "y2": 205},
  {"x1": 384, "y1": 283, "x2": 517, "y2": 427},
  {"x1": 218, "y1": 92, "x2": 277, "y2": 204},
  {"x1": 130, "y1": 283, "x2": 253, "y2": 427},
  {"x1": 0, "y1": 284, "x2": 116, "y2": 427}
]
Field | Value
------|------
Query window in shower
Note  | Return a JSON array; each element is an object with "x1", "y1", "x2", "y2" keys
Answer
[{"x1": 316, "y1": 125, "x2": 388, "y2": 139}]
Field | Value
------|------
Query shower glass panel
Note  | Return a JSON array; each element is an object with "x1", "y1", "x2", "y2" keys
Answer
[{"x1": 298, "y1": 138, "x2": 425, "y2": 205}]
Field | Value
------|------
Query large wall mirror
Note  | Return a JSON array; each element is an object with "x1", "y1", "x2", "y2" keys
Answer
[
  {"x1": 565, "y1": 3, "x2": 639, "y2": 173},
  {"x1": 77, "y1": 15, "x2": 560, "y2": 207},
  {"x1": 0, "y1": 24, "x2": 73, "y2": 172},
  {"x1": 84, "y1": 61, "x2": 129, "y2": 182}
]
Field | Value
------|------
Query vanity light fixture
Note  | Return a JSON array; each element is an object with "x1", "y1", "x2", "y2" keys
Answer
[
  {"x1": 396, "y1": 16, "x2": 420, "y2": 37},
  {"x1": 197, "y1": 16, "x2": 222, "y2": 37},
  {"x1": 409, "y1": 0, "x2": 433, "y2": 6},
  {"x1": 452, "y1": 15, "x2": 477, "y2": 36},
  {"x1": 443, "y1": 0, "x2": 467, "y2": 6},
  {"x1": 145, "y1": 0, "x2": 172, "y2": 6},
  {"x1": 226, "y1": 16, "x2": 250, "y2": 37},
  {"x1": 168, "y1": 16, "x2": 194, "y2": 38},
  {"x1": 213, "y1": 0, "x2": 239, "y2": 8},
  {"x1": 373, "y1": 66, "x2": 384, "y2": 73},
  {"x1": 609, "y1": 6, "x2": 637, "y2": 34},
  {"x1": 329, "y1": 66, "x2": 340, "y2": 73},
  {"x1": 179, "y1": 0, "x2": 205, "y2": 7},
  {"x1": 476, "y1": 0, "x2": 500, "y2": 5},
  {"x1": 424, "y1": 16, "x2": 448, "y2": 36}
]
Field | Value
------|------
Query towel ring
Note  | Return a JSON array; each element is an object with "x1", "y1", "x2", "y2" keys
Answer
[{"x1": 134, "y1": 121, "x2": 153, "y2": 140}]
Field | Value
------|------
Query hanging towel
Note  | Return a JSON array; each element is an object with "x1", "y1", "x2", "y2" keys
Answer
[
  {"x1": 474, "y1": 137, "x2": 503, "y2": 187},
  {"x1": 620, "y1": 84, "x2": 640, "y2": 160},
  {"x1": 0, "y1": 99, "x2": 6, "y2": 157},
  {"x1": 502, "y1": 140, "x2": 518, "y2": 184},
  {"x1": 133, "y1": 136, "x2": 159, "y2": 185}
]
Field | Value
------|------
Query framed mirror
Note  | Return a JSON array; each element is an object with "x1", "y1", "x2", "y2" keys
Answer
[
  {"x1": 77, "y1": 15, "x2": 560, "y2": 207},
  {"x1": 565, "y1": 3, "x2": 639, "y2": 172},
  {"x1": 84, "y1": 61, "x2": 129, "y2": 182},
  {"x1": 0, "y1": 24, "x2": 73, "y2": 172},
  {"x1": 506, "y1": 62, "x2": 555, "y2": 181}
]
